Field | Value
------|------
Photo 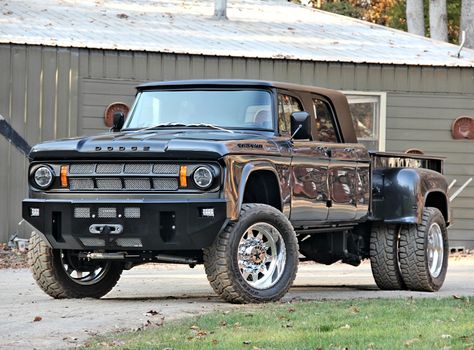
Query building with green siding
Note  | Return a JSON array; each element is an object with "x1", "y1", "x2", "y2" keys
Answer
[{"x1": 1, "y1": 0, "x2": 474, "y2": 249}]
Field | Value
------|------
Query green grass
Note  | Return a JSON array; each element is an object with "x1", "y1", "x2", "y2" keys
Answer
[{"x1": 86, "y1": 297, "x2": 474, "y2": 350}]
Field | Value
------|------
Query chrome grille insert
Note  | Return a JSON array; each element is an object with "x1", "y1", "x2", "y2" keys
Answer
[
  {"x1": 124, "y1": 163, "x2": 152, "y2": 174},
  {"x1": 153, "y1": 178, "x2": 179, "y2": 191},
  {"x1": 70, "y1": 178, "x2": 94, "y2": 190},
  {"x1": 74, "y1": 207, "x2": 91, "y2": 218},
  {"x1": 69, "y1": 164, "x2": 94, "y2": 174},
  {"x1": 96, "y1": 163, "x2": 123, "y2": 174},
  {"x1": 153, "y1": 164, "x2": 179, "y2": 175},
  {"x1": 115, "y1": 238, "x2": 143, "y2": 247},
  {"x1": 124, "y1": 207, "x2": 141, "y2": 218},
  {"x1": 96, "y1": 178, "x2": 122, "y2": 190},
  {"x1": 98, "y1": 207, "x2": 117, "y2": 218},
  {"x1": 124, "y1": 178, "x2": 151, "y2": 190},
  {"x1": 66, "y1": 163, "x2": 184, "y2": 192},
  {"x1": 79, "y1": 237, "x2": 105, "y2": 247}
]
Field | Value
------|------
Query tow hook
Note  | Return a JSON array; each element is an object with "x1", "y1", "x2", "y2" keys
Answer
[{"x1": 89, "y1": 224, "x2": 123, "y2": 234}]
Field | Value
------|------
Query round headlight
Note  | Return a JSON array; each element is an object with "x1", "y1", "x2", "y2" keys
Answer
[
  {"x1": 193, "y1": 166, "x2": 213, "y2": 189},
  {"x1": 33, "y1": 166, "x2": 54, "y2": 189}
]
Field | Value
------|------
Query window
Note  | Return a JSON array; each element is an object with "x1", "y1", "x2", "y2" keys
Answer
[
  {"x1": 313, "y1": 99, "x2": 338, "y2": 143},
  {"x1": 278, "y1": 94, "x2": 303, "y2": 135},
  {"x1": 345, "y1": 92, "x2": 386, "y2": 151}
]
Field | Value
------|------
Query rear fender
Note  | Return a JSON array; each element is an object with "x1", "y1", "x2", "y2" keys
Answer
[{"x1": 371, "y1": 168, "x2": 449, "y2": 224}]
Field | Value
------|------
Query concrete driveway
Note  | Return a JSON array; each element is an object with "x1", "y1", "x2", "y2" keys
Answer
[{"x1": 1, "y1": 258, "x2": 473, "y2": 350}]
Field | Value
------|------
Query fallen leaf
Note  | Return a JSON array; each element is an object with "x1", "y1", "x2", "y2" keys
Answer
[
  {"x1": 146, "y1": 309, "x2": 160, "y2": 316},
  {"x1": 212, "y1": 339, "x2": 218, "y2": 345},
  {"x1": 219, "y1": 320, "x2": 227, "y2": 327},
  {"x1": 340, "y1": 324, "x2": 351, "y2": 329},
  {"x1": 243, "y1": 340, "x2": 252, "y2": 345},
  {"x1": 350, "y1": 306, "x2": 360, "y2": 314},
  {"x1": 453, "y1": 295, "x2": 462, "y2": 300},
  {"x1": 190, "y1": 325, "x2": 200, "y2": 331},
  {"x1": 196, "y1": 330, "x2": 208, "y2": 337},
  {"x1": 33, "y1": 316, "x2": 42, "y2": 322},
  {"x1": 404, "y1": 338, "x2": 419, "y2": 346},
  {"x1": 288, "y1": 308, "x2": 296, "y2": 313}
]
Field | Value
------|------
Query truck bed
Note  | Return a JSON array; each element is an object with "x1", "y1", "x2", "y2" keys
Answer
[{"x1": 370, "y1": 151, "x2": 444, "y2": 174}]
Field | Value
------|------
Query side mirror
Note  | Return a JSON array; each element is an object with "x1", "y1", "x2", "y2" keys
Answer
[
  {"x1": 111, "y1": 112, "x2": 125, "y2": 132},
  {"x1": 290, "y1": 111, "x2": 311, "y2": 140}
]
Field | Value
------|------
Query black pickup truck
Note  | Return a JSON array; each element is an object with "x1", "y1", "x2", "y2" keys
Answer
[{"x1": 23, "y1": 80, "x2": 450, "y2": 303}]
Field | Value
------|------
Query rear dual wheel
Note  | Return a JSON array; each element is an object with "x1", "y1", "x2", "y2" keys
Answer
[{"x1": 370, "y1": 207, "x2": 448, "y2": 292}]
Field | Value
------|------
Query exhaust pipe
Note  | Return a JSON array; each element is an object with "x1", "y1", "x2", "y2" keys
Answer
[{"x1": 156, "y1": 254, "x2": 198, "y2": 264}]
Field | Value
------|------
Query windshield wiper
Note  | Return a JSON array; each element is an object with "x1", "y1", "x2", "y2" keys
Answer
[
  {"x1": 185, "y1": 123, "x2": 234, "y2": 133},
  {"x1": 132, "y1": 122, "x2": 188, "y2": 132},
  {"x1": 132, "y1": 122, "x2": 234, "y2": 133}
]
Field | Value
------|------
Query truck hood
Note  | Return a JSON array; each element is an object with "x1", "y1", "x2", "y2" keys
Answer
[{"x1": 29, "y1": 129, "x2": 289, "y2": 160}]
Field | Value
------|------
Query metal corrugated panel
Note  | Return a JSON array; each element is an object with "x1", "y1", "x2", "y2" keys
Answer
[
  {"x1": 0, "y1": 44, "x2": 79, "y2": 242},
  {"x1": 1, "y1": 0, "x2": 474, "y2": 67}
]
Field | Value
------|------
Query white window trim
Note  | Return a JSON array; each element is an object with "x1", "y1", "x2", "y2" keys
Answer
[{"x1": 343, "y1": 91, "x2": 387, "y2": 152}]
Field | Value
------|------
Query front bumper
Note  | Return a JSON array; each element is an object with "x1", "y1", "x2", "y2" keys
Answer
[{"x1": 22, "y1": 199, "x2": 228, "y2": 251}]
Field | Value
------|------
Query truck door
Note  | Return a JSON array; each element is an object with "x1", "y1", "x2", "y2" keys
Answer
[
  {"x1": 311, "y1": 98, "x2": 358, "y2": 221},
  {"x1": 280, "y1": 93, "x2": 330, "y2": 222}
]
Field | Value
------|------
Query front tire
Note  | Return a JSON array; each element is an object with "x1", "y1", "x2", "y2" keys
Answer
[
  {"x1": 28, "y1": 232, "x2": 123, "y2": 299},
  {"x1": 399, "y1": 207, "x2": 448, "y2": 292},
  {"x1": 203, "y1": 204, "x2": 299, "y2": 303}
]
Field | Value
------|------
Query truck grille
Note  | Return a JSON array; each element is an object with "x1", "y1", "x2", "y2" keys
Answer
[{"x1": 68, "y1": 162, "x2": 180, "y2": 192}]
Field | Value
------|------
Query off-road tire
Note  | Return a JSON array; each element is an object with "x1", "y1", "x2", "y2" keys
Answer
[
  {"x1": 399, "y1": 207, "x2": 448, "y2": 292},
  {"x1": 370, "y1": 223, "x2": 406, "y2": 290},
  {"x1": 203, "y1": 204, "x2": 299, "y2": 304},
  {"x1": 28, "y1": 232, "x2": 123, "y2": 299}
]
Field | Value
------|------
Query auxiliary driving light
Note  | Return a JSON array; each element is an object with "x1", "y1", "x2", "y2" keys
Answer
[{"x1": 201, "y1": 208, "x2": 215, "y2": 217}]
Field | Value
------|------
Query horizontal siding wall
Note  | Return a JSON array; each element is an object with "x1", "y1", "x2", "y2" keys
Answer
[
  {"x1": 1, "y1": 43, "x2": 474, "y2": 249},
  {"x1": 0, "y1": 44, "x2": 79, "y2": 242},
  {"x1": 386, "y1": 92, "x2": 474, "y2": 249}
]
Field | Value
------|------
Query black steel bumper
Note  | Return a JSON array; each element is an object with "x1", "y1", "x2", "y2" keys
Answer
[{"x1": 22, "y1": 199, "x2": 228, "y2": 251}]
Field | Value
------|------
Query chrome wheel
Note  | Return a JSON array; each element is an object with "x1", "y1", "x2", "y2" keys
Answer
[
  {"x1": 60, "y1": 251, "x2": 110, "y2": 286},
  {"x1": 427, "y1": 223, "x2": 444, "y2": 278},
  {"x1": 237, "y1": 222, "x2": 287, "y2": 290}
]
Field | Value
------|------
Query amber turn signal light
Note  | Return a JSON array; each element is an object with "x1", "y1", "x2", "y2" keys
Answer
[
  {"x1": 60, "y1": 165, "x2": 68, "y2": 188},
  {"x1": 179, "y1": 165, "x2": 187, "y2": 188}
]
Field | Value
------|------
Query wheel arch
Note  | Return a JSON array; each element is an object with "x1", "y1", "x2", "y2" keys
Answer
[
  {"x1": 425, "y1": 190, "x2": 450, "y2": 225},
  {"x1": 224, "y1": 159, "x2": 284, "y2": 220}
]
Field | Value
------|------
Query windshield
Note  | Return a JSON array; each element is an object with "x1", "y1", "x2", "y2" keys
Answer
[{"x1": 123, "y1": 89, "x2": 274, "y2": 131}]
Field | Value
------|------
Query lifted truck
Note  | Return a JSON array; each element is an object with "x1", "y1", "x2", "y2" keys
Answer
[{"x1": 23, "y1": 80, "x2": 450, "y2": 303}]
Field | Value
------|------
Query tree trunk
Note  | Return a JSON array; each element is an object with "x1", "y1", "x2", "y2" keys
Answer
[
  {"x1": 214, "y1": 0, "x2": 228, "y2": 20},
  {"x1": 406, "y1": 0, "x2": 425, "y2": 36},
  {"x1": 429, "y1": 0, "x2": 448, "y2": 41},
  {"x1": 461, "y1": 0, "x2": 474, "y2": 49}
]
